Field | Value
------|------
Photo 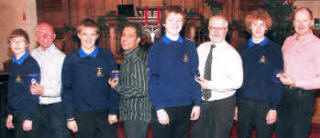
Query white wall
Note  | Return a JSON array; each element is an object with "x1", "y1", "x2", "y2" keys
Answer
[{"x1": 0, "y1": 0, "x2": 37, "y2": 69}]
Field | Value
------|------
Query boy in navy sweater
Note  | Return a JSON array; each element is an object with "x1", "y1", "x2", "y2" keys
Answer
[
  {"x1": 62, "y1": 18, "x2": 119, "y2": 138},
  {"x1": 235, "y1": 9, "x2": 283, "y2": 138},
  {"x1": 6, "y1": 29, "x2": 40, "y2": 138},
  {"x1": 148, "y1": 5, "x2": 201, "y2": 138}
]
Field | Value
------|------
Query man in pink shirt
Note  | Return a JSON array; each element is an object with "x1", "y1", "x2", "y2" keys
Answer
[{"x1": 277, "y1": 7, "x2": 320, "y2": 138}]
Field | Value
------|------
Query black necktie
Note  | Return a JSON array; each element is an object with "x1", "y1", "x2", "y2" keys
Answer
[{"x1": 202, "y1": 44, "x2": 215, "y2": 100}]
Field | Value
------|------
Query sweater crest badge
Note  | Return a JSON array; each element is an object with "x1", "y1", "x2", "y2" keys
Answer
[
  {"x1": 183, "y1": 54, "x2": 188, "y2": 63},
  {"x1": 96, "y1": 67, "x2": 103, "y2": 77},
  {"x1": 258, "y1": 55, "x2": 266, "y2": 64},
  {"x1": 16, "y1": 75, "x2": 23, "y2": 83}
]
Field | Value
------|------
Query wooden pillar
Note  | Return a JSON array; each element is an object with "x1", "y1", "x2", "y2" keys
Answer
[
  {"x1": 109, "y1": 27, "x2": 117, "y2": 57},
  {"x1": 312, "y1": 92, "x2": 320, "y2": 124}
]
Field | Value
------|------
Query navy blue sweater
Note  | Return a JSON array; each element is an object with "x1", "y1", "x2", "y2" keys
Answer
[
  {"x1": 148, "y1": 36, "x2": 201, "y2": 110},
  {"x1": 8, "y1": 53, "x2": 40, "y2": 120},
  {"x1": 237, "y1": 39, "x2": 283, "y2": 109},
  {"x1": 62, "y1": 47, "x2": 119, "y2": 118}
]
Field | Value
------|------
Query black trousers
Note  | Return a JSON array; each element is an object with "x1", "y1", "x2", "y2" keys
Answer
[
  {"x1": 123, "y1": 120, "x2": 149, "y2": 138},
  {"x1": 237, "y1": 98, "x2": 274, "y2": 138},
  {"x1": 191, "y1": 95, "x2": 236, "y2": 138},
  {"x1": 0, "y1": 81, "x2": 13, "y2": 138},
  {"x1": 73, "y1": 110, "x2": 117, "y2": 138},
  {"x1": 37, "y1": 102, "x2": 70, "y2": 138},
  {"x1": 0, "y1": 83, "x2": 11, "y2": 138},
  {"x1": 12, "y1": 111, "x2": 38, "y2": 138},
  {"x1": 276, "y1": 86, "x2": 315, "y2": 138},
  {"x1": 151, "y1": 105, "x2": 192, "y2": 138}
]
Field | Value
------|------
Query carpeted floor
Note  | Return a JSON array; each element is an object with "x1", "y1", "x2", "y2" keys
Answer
[
  {"x1": 228, "y1": 122, "x2": 320, "y2": 138},
  {"x1": 116, "y1": 122, "x2": 320, "y2": 138}
]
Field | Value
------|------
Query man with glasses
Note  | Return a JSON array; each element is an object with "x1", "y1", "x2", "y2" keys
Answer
[{"x1": 191, "y1": 15, "x2": 243, "y2": 138}]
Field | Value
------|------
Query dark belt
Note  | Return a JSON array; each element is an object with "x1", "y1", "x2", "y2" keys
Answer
[
  {"x1": 284, "y1": 85, "x2": 314, "y2": 95},
  {"x1": 39, "y1": 103, "x2": 55, "y2": 107},
  {"x1": 284, "y1": 85, "x2": 300, "y2": 90}
]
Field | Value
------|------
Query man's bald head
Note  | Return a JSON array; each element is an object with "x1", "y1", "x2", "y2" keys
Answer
[{"x1": 36, "y1": 22, "x2": 56, "y2": 50}]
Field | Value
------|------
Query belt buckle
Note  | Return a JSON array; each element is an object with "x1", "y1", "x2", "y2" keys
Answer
[{"x1": 285, "y1": 85, "x2": 292, "y2": 90}]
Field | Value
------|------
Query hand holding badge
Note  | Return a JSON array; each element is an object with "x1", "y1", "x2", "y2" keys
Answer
[
  {"x1": 195, "y1": 71, "x2": 200, "y2": 81},
  {"x1": 28, "y1": 73, "x2": 40, "y2": 85},
  {"x1": 273, "y1": 69, "x2": 283, "y2": 83},
  {"x1": 277, "y1": 71, "x2": 296, "y2": 86},
  {"x1": 111, "y1": 70, "x2": 120, "y2": 79},
  {"x1": 28, "y1": 73, "x2": 43, "y2": 95},
  {"x1": 108, "y1": 70, "x2": 120, "y2": 89}
]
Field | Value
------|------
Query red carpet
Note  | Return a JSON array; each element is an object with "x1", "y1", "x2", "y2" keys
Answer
[{"x1": 115, "y1": 122, "x2": 320, "y2": 138}]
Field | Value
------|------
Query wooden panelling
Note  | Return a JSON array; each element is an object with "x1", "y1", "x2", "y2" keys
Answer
[
  {"x1": 36, "y1": 0, "x2": 259, "y2": 49},
  {"x1": 37, "y1": 0, "x2": 63, "y2": 11},
  {"x1": 37, "y1": 0, "x2": 220, "y2": 50},
  {"x1": 38, "y1": 0, "x2": 220, "y2": 27},
  {"x1": 295, "y1": 0, "x2": 320, "y2": 19},
  {"x1": 36, "y1": 0, "x2": 274, "y2": 47}
]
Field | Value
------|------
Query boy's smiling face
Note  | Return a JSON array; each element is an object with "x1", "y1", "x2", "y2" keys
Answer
[
  {"x1": 10, "y1": 36, "x2": 27, "y2": 58},
  {"x1": 163, "y1": 12, "x2": 184, "y2": 37},
  {"x1": 78, "y1": 27, "x2": 99, "y2": 50}
]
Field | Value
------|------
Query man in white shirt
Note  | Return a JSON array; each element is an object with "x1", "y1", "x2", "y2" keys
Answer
[
  {"x1": 30, "y1": 23, "x2": 69, "y2": 138},
  {"x1": 191, "y1": 15, "x2": 243, "y2": 138}
]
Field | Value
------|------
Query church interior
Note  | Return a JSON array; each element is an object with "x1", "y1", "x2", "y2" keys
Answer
[{"x1": 1, "y1": 0, "x2": 320, "y2": 137}]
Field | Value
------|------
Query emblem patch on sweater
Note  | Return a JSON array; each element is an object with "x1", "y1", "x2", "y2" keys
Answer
[
  {"x1": 97, "y1": 67, "x2": 103, "y2": 77},
  {"x1": 183, "y1": 53, "x2": 188, "y2": 63},
  {"x1": 259, "y1": 55, "x2": 266, "y2": 64},
  {"x1": 16, "y1": 75, "x2": 23, "y2": 83}
]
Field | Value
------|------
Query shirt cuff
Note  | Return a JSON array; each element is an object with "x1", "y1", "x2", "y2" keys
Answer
[
  {"x1": 154, "y1": 105, "x2": 163, "y2": 111},
  {"x1": 24, "y1": 114, "x2": 32, "y2": 120},
  {"x1": 269, "y1": 104, "x2": 277, "y2": 110},
  {"x1": 194, "y1": 100, "x2": 202, "y2": 106},
  {"x1": 66, "y1": 111, "x2": 74, "y2": 119},
  {"x1": 109, "y1": 109, "x2": 117, "y2": 115}
]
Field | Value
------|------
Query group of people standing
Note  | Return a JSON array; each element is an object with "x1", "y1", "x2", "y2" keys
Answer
[{"x1": 5, "y1": 5, "x2": 320, "y2": 138}]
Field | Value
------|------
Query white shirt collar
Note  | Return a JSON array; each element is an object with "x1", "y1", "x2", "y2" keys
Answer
[
  {"x1": 211, "y1": 40, "x2": 227, "y2": 48},
  {"x1": 39, "y1": 44, "x2": 55, "y2": 53}
]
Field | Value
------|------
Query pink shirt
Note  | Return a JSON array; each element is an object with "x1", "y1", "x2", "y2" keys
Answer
[{"x1": 282, "y1": 32, "x2": 320, "y2": 90}]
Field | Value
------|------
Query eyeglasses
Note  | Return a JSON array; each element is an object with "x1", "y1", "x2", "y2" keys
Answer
[
  {"x1": 208, "y1": 27, "x2": 227, "y2": 31},
  {"x1": 10, "y1": 40, "x2": 25, "y2": 44},
  {"x1": 294, "y1": 19, "x2": 311, "y2": 24}
]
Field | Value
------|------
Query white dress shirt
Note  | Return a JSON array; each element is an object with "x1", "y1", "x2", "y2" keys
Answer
[
  {"x1": 31, "y1": 44, "x2": 65, "y2": 104},
  {"x1": 197, "y1": 41, "x2": 243, "y2": 101}
]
